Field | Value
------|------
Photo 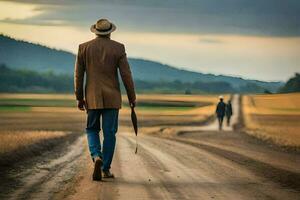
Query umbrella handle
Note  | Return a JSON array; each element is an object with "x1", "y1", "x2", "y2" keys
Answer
[
  {"x1": 135, "y1": 136, "x2": 138, "y2": 154},
  {"x1": 131, "y1": 106, "x2": 138, "y2": 154}
]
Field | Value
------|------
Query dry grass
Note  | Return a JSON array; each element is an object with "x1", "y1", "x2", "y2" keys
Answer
[
  {"x1": 122, "y1": 94, "x2": 227, "y2": 126},
  {"x1": 0, "y1": 94, "x2": 225, "y2": 131},
  {"x1": 0, "y1": 94, "x2": 82, "y2": 158},
  {"x1": 0, "y1": 93, "x2": 74, "y2": 100},
  {"x1": 243, "y1": 93, "x2": 300, "y2": 147},
  {"x1": 0, "y1": 109, "x2": 86, "y2": 132},
  {"x1": 0, "y1": 93, "x2": 228, "y2": 156},
  {"x1": 0, "y1": 131, "x2": 68, "y2": 155}
]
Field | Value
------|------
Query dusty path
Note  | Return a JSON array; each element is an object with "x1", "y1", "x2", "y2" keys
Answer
[
  {"x1": 66, "y1": 95, "x2": 299, "y2": 200},
  {"x1": 65, "y1": 132, "x2": 300, "y2": 200},
  {"x1": 5, "y1": 95, "x2": 300, "y2": 200},
  {"x1": 2, "y1": 136, "x2": 86, "y2": 200}
]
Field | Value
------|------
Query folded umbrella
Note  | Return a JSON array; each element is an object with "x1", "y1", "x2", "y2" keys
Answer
[{"x1": 131, "y1": 106, "x2": 138, "y2": 154}]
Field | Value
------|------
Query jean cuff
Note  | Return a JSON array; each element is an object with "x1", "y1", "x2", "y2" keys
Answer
[{"x1": 92, "y1": 155, "x2": 102, "y2": 162}]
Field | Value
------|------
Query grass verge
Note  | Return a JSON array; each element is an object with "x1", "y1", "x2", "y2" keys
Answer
[
  {"x1": 243, "y1": 93, "x2": 300, "y2": 148},
  {"x1": 0, "y1": 131, "x2": 80, "y2": 168}
]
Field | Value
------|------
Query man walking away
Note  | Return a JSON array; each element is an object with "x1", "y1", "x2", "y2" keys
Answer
[
  {"x1": 226, "y1": 99, "x2": 233, "y2": 126},
  {"x1": 215, "y1": 96, "x2": 226, "y2": 131},
  {"x1": 74, "y1": 19, "x2": 136, "y2": 181}
]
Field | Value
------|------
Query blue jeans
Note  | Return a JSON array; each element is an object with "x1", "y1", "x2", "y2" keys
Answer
[{"x1": 86, "y1": 109, "x2": 119, "y2": 171}]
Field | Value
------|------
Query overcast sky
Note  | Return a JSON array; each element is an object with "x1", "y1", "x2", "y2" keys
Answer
[{"x1": 0, "y1": 0, "x2": 299, "y2": 81}]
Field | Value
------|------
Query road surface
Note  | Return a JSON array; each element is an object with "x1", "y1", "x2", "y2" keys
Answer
[{"x1": 6, "y1": 95, "x2": 300, "y2": 200}]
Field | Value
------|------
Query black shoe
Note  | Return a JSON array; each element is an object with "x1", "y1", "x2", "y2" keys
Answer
[
  {"x1": 92, "y1": 158, "x2": 103, "y2": 181},
  {"x1": 103, "y1": 170, "x2": 115, "y2": 178}
]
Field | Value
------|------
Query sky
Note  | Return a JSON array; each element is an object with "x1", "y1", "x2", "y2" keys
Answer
[{"x1": 0, "y1": 0, "x2": 299, "y2": 81}]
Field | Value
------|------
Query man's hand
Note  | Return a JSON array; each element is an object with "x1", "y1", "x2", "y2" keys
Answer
[
  {"x1": 130, "y1": 100, "x2": 136, "y2": 108},
  {"x1": 77, "y1": 100, "x2": 86, "y2": 111}
]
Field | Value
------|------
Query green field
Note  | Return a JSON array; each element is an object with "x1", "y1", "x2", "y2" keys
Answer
[
  {"x1": 0, "y1": 98, "x2": 76, "y2": 107},
  {"x1": 0, "y1": 97, "x2": 212, "y2": 112},
  {"x1": 0, "y1": 105, "x2": 31, "y2": 112}
]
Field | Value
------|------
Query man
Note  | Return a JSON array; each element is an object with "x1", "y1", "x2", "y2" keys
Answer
[
  {"x1": 226, "y1": 99, "x2": 233, "y2": 126},
  {"x1": 215, "y1": 96, "x2": 226, "y2": 131},
  {"x1": 74, "y1": 19, "x2": 136, "y2": 181}
]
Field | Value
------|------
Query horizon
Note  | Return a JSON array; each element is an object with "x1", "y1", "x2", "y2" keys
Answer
[{"x1": 0, "y1": 0, "x2": 299, "y2": 82}]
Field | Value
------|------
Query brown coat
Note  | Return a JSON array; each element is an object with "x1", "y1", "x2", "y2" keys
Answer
[{"x1": 74, "y1": 37, "x2": 136, "y2": 109}]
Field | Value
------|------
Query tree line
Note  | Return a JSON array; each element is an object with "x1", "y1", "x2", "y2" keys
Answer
[{"x1": 0, "y1": 64, "x2": 298, "y2": 94}]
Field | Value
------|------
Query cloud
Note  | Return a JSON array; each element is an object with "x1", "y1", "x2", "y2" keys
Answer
[
  {"x1": 0, "y1": 18, "x2": 66, "y2": 26},
  {"x1": 199, "y1": 38, "x2": 224, "y2": 44},
  {"x1": 0, "y1": 0, "x2": 300, "y2": 36}
]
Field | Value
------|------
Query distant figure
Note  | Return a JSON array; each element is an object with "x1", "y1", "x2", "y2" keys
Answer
[
  {"x1": 74, "y1": 19, "x2": 136, "y2": 181},
  {"x1": 215, "y1": 96, "x2": 226, "y2": 130},
  {"x1": 226, "y1": 100, "x2": 233, "y2": 126}
]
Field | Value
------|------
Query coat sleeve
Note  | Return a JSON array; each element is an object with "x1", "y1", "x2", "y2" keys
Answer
[
  {"x1": 118, "y1": 44, "x2": 136, "y2": 104},
  {"x1": 74, "y1": 45, "x2": 85, "y2": 101}
]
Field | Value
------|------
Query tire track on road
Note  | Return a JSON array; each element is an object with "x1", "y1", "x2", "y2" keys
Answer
[
  {"x1": 9, "y1": 136, "x2": 86, "y2": 200},
  {"x1": 125, "y1": 132, "x2": 300, "y2": 199},
  {"x1": 166, "y1": 136, "x2": 300, "y2": 192}
]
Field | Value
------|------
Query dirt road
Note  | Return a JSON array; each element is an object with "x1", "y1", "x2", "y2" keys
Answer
[
  {"x1": 67, "y1": 95, "x2": 299, "y2": 200},
  {"x1": 5, "y1": 95, "x2": 300, "y2": 200},
  {"x1": 63, "y1": 132, "x2": 299, "y2": 200}
]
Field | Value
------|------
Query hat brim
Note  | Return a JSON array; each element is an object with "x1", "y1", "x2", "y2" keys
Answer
[{"x1": 90, "y1": 23, "x2": 116, "y2": 35}]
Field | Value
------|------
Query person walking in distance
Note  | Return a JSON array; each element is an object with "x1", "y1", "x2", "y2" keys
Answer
[
  {"x1": 226, "y1": 99, "x2": 233, "y2": 126},
  {"x1": 74, "y1": 19, "x2": 136, "y2": 181},
  {"x1": 215, "y1": 96, "x2": 226, "y2": 131}
]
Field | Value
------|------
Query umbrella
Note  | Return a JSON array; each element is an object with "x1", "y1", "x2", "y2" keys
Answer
[{"x1": 131, "y1": 106, "x2": 138, "y2": 154}]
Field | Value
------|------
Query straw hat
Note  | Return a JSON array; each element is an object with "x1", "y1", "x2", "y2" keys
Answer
[
  {"x1": 90, "y1": 19, "x2": 116, "y2": 35},
  {"x1": 219, "y1": 95, "x2": 224, "y2": 100}
]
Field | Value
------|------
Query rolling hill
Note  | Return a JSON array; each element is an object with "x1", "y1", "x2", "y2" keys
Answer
[{"x1": 0, "y1": 34, "x2": 283, "y2": 92}]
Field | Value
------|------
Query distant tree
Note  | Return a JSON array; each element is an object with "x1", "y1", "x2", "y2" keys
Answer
[
  {"x1": 0, "y1": 65, "x2": 73, "y2": 93},
  {"x1": 185, "y1": 89, "x2": 192, "y2": 95},
  {"x1": 264, "y1": 89, "x2": 272, "y2": 94},
  {"x1": 238, "y1": 83, "x2": 265, "y2": 93},
  {"x1": 2, "y1": 64, "x2": 274, "y2": 94},
  {"x1": 192, "y1": 81, "x2": 234, "y2": 93},
  {"x1": 279, "y1": 73, "x2": 300, "y2": 93}
]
